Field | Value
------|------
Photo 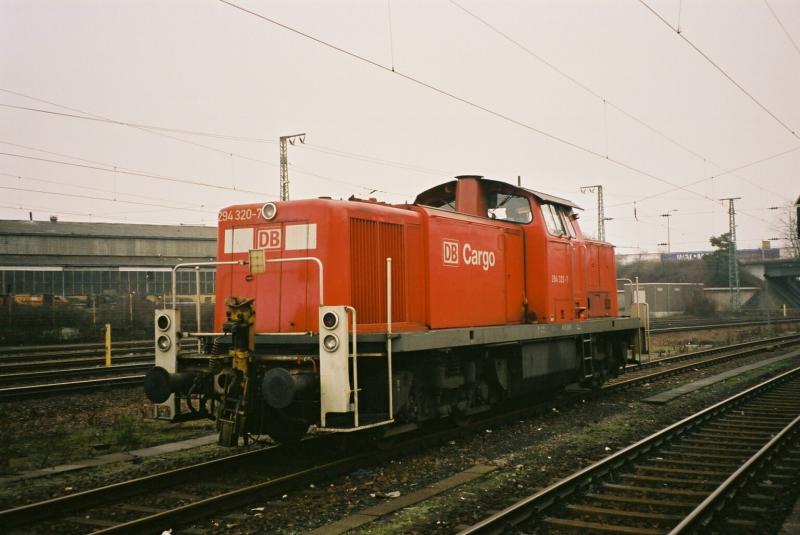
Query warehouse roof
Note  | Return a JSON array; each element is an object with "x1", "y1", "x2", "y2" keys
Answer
[
  {"x1": 0, "y1": 255, "x2": 215, "y2": 268},
  {"x1": 0, "y1": 220, "x2": 216, "y2": 240}
]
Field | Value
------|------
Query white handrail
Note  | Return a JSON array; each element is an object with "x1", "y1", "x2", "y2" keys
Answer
[
  {"x1": 264, "y1": 257, "x2": 325, "y2": 306},
  {"x1": 345, "y1": 305, "x2": 358, "y2": 427},
  {"x1": 386, "y1": 257, "x2": 393, "y2": 420},
  {"x1": 171, "y1": 260, "x2": 244, "y2": 309}
]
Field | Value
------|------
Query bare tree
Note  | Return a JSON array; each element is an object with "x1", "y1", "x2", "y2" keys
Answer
[{"x1": 774, "y1": 201, "x2": 800, "y2": 258}]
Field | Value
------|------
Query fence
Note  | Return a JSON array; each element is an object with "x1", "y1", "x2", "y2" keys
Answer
[{"x1": 0, "y1": 294, "x2": 215, "y2": 345}]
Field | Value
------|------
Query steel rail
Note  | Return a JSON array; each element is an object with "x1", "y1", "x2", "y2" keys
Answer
[
  {"x1": 457, "y1": 365, "x2": 800, "y2": 534},
  {"x1": 0, "y1": 362, "x2": 153, "y2": 386},
  {"x1": 0, "y1": 347, "x2": 154, "y2": 364},
  {"x1": 670, "y1": 414, "x2": 800, "y2": 533},
  {"x1": 651, "y1": 317, "x2": 800, "y2": 334},
  {"x1": 2, "y1": 333, "x2": 795, "y2": 404},
  {"x1": 0, "y1": 339, "x2": 152, "y2": 355},
  {"x1": 1, "y1": 333, "x2": 797, "y2": 405},
  {"x1": 0, "y1": 354, "x2": 153, "y2": 374},
  {"x1": 0, "y1": 444, "x2": 286, "y2": 529},
  {"x1": 93, "y1": 451, "x2": 387, "y2": 534},
  {"x1": 624, "y1": 333, "x2": 800, "y2": 373},
  {"x1": 0, "y1": 375, "x2": 145, "y2": 401},
  {"x1": 4, "y1": 336, "x2": 800, "y2": 530},
  {"x1": 0, "y1": 341, "x2": 194, "y2": 364},
  {"x1": 88, "y1": 358, "x2": 800, "y2": 535}
]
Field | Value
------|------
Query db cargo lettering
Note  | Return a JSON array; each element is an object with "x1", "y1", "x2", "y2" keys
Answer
[
  {"x1": 443, "y1": 240, "x2": 460, "y2": 265},
  {"x1": 442, "y1": 239, "x2": 496, "y2": 271},
  {"x1": 463, "y1": 243, "x2": 496, "y2": 271},
  {"x1": 257, "y1": 228, "x2": 282, "y2": 249}
]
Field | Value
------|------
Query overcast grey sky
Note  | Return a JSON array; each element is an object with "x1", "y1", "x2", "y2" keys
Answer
[{"x1": 1, "y1": 0, "x2": 798, "y2": 252}]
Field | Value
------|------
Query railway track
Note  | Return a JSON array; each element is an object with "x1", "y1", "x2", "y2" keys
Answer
[
  {"x1": 0, "y1": 314, "x2": 794, "y2": 386},
  {"x1": 1, "y1": 332, "x2": 799, "y2": 402},
  {"x1": 0, "y1": 339, "x2": 196, "y2": 400},
  {"x1": 650, "y1": 316, "x2": 800, "y2": 334},
  {"x1": 0, "y1": 354, "x2": 153, "y2": 375},
  {"x1": 0, "y1": 340, "x2": 153, "y2": 361},
  {"x1": 620, "y1": 333, "x2": 800, "y2": 377},
  {"x1": 458, "y1": 366, "x2": 800, "y2": 535},
  {"x1": 3, "y1": 334, "x2": 799, "y2": 533}
]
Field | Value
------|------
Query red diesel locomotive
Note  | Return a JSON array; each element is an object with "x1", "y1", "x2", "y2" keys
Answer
[{"x1": 145, "y1": 175, "x2": 645, "y2": 445}]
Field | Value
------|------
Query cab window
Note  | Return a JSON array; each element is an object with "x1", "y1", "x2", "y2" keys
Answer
[
  {"x1": 560, "y1": 208, "x2": 576, "y2": 238},
  {"x1": 542, "y1": 204, "x2": 567, "y2": 236},
  {"x1": 487, "y1": 193, "x2": 532, "y2": 224}
]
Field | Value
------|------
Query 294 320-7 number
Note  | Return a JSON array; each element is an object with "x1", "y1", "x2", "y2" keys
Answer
[{"x1": 218, "y1": 208, "x2": 256, "y2": 222}]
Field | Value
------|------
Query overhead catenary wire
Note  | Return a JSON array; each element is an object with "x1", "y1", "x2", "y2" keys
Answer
[
  {"x1": 11, "y1": 80, "x2": 771, "y2": 205},
  {"x1": 3, "y1": 91, "x2": 402, "y2": 197},
  {"x1": 639, "y1": 0, "x2": 800, "y2": 141},
  {"x1": 1, "y1": 139, "x2": 149, "y2": 171},
  {"x1": 217, "y1": 0, "x2": 728, "y2": 207},
  {"x1": 298, "y1": 143, "x2": 450, "y2": 176},
  {"x1": 387, "y1": 0, "x2": 396, "y2": 72},
  {"x1": 3, "y1": 4, "x2": 791, "y2": 247},
  {"x1": 0, "y1": 201, "x2": 197, "y2": 225},
  {"x1": 0, "y1": 151, "x2": 280, "y2": 198},
  {"x1": 0, "y1": 170, "x2": 211, "y2": 211},
  {"x1": 447, "y1": 0, "x2": 793, "y2": 205},
  {"x1": 0, "y1": 102, "x2": 276, "y2": 143},
  {"x1": 0, "y1": 88, "x2": 283, "y2": 168},
  {"x1": 607, "y1": 143, "x2": 800, "y2": 209},
  {"x1": 764, "y1": 0, "x2": 800, "y2": 61},
  {"x1": 0, "y1": 185, "x2": 216, "y2": 214},
  {"x1": 0, "y1": 140, "x2": 412, "y2": 201},
  {"x1": 2, "y1": 89, "x2": 451, "y2": 181}
]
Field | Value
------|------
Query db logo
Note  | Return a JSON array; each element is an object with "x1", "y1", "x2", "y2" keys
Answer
[
  {"x1": 443, "y1": 240, "x2": 459, "y2": 265},
  {"x1": 257, "y1": 228, "x2": 282, "y2": 249}
]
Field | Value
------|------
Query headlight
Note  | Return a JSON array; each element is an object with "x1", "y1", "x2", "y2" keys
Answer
[
  {"x1": 157, "y1": 335, "x2": 172, "y2": 352},
  {"x1": 322, "y1": 334, "x2": 339, "y2": 352},
  {"x1": 322, "y1": 311, "x2": 339, "y2": 330},
  {"x1": 261, "y1": 202, "x2": 277, "y2": 220},
  {"x1": 156, "y1": 314, "x2": 171, "y2": 332}
]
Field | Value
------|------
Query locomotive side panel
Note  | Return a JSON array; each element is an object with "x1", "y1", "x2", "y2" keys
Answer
[
  {"x1": 547, "y1": 239, "x2": 573, "y2": 322},
  {"x1": 597, "y1": 242, "x2": 619, "y2": 316},
  {"x1": 347, "y1": 208, "x2": 426, "y2": 331},
  {"x1": 423, "y1": 212, "x2": 514, "y2": 329},
  {"x1": 584, "y1": 240, "x2": 618, "y2": 318},
  {"x1": 523, "y1": 201, "x2": 551, "y2": 324},
  {"x1": 215, "y1": 201, "x2": 340, "y2": 333},
  {"x1": 503, "y1": 229, "x2": 525, "y2": 323},
  {"x1": 526, "y1": 198, "x2": 579, "y2": 324},
  {"x1": 568, "y1": 215, "x2": 589, "y2": 319}
]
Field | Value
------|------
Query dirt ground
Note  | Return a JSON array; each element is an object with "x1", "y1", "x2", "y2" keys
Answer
[
  {"x1": 190, "y1": 345, "x2": 800, "y2": 534},
  {"x1": 0, "y1": 388, "x2": 216, "y2": 476},
  {"x1": 1, "y1": 323, "x2": 797, "y2": 532}
]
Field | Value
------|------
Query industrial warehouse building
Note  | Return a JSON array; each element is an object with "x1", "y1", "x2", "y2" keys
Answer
[
  {"x1": 0, "y1": 219, "x2": 217, "y2": 298},
  {"x1": 0, "y1": 219, "x2": 217, "y2": 343}
]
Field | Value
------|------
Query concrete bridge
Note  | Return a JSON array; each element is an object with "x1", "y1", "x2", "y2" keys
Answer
[{"x1": 741, "y1": 257, "x2": 800, "y2": 309}]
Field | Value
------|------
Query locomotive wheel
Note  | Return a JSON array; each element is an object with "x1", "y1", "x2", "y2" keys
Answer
[
  {"x1": 451, "y1": 407, "x2": 473, "y2": 427},
  {"x1": 265, "y1": 408, "x2": 309, "y2": 444}
]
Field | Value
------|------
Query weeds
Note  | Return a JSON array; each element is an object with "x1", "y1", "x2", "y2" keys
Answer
[{"x1": 110, "y1": 416, "x2": 141, "y2": 450}]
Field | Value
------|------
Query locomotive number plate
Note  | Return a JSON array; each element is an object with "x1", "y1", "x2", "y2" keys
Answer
[{"x1": 219, "y1": 208, "x2": 257, "y2": 222}]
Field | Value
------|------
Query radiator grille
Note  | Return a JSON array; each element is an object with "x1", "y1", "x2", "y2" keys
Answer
[{"x1": 350, "y1": 218, "x2": 406, "y2": 324}]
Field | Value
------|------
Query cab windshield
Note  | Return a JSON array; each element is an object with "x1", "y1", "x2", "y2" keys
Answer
[{"x1": 487, "y1": 192, "x2": 532, "y2": 224}]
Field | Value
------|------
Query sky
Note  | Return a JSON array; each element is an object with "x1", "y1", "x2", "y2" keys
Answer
[{"x1": 1, "y1": 0, "x2": 799, "y2": 253}]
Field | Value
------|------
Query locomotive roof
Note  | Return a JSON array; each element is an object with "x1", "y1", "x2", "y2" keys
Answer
[
  {"x1": 520, "y1": 187, "x2": 581, "y2": 210},
  {"x1": 415, "y1": 177, "x2": 581, "y2": 210}
]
